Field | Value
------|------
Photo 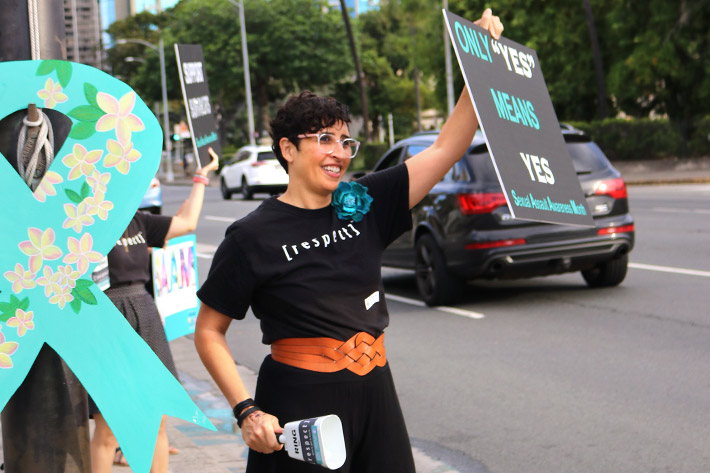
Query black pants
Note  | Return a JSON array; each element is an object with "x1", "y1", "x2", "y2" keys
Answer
[{"x1": 247, "y1": 356, "x2": 416, "y2": 473}]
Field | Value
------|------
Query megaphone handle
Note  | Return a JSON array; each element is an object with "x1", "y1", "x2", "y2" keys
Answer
[{"x1": 278, "y1": 434, "x2": 285, "y2": 444}]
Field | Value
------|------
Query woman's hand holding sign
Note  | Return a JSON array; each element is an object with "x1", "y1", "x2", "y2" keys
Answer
[{"x1": 474, "y1": 8, "x2": 504, "y2": 40}]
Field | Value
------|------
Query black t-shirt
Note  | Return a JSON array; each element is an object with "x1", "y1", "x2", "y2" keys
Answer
[
  {"x1": 197, "y1": 164, "x2": 412, "y2": 344},
  {"x1": 107, "y1": 211, "x2": 172, "y2": 286}
]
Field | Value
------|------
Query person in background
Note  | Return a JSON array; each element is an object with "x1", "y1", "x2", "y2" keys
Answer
[
  {"x1": 194, "y1": 10, "x2": 503, "y2": 472},
  {"x1": 90, "y1": 149, "x2": 219, "y2": 473}
]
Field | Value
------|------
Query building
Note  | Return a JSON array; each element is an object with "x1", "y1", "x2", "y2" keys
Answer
[{"x1": 64, "y1": 0, "x2": 103, "y2": 69}]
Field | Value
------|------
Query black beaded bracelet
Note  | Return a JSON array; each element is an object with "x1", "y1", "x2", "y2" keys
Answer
[
  {"x1": 232, "y1": 398, "x2": 256, "y2": 419},
  {"x1": 237, "y1": 406, "x2": 261, "y2": 428}
]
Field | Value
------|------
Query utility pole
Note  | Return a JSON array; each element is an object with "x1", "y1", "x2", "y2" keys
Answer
[{"x1": 0, "y1": 1, "x2": 91, "y2": 471}]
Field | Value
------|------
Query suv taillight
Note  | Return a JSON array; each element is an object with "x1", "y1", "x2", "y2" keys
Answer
[
  {"x1": 251, "y1": 161, "x2": 267, "y2": 167},
  {"x1": 457, "y1": 192, "x2": 507, "y2": 215},
  {"x1": 593, "y1": 177, "x2": 627, "y2": 199}
]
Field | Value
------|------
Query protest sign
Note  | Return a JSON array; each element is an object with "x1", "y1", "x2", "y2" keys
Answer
[
  {"x1": 174, "y1": 44, "x2": 221, "y2": 168},
  {"x1": 444, "y1": 10, "x2": 593, "y2": 226},
  {"x1": 151, "y1": 234, "x2": 199, "y2": 341}
]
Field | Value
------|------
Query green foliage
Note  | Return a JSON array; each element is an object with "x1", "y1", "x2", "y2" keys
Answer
[
  {"x1": 567, "y1": 118, "x2": 684, "y2": 161},
  {"x1": 70, "y1": 279, "x2": 99, "y2": 314},
  {"x1": 0, "y1": 295, "x2": 30, "y2": 323},
  {"x1": 689, "y1": 116, "x2": 710, "y2": 157}
]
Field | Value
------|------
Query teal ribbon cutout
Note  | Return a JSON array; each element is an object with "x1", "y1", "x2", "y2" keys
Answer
[{"x1": 0, "y1": 60, "x2": 214, "y2": 472}]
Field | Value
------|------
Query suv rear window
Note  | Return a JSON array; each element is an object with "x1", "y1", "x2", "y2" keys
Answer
[
  {"x1": 257, "y1": 151, "x2": 276, "y2": 161},
  {"x1": 566, "y1": 141, "x2": 610, "y2": 174}
]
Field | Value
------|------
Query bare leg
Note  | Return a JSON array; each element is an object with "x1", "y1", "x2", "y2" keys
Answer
[
  {"x1": 90, "y1": 414, "x2": 119, "y2": 473},
  {"x1": 151, "y1": 416, "x2": 169, "y2": 473}
]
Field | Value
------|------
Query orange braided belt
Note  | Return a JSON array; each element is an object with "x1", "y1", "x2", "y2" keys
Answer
[{"x1": 270, "y1": 332, "x2": 386, "y2": 376}]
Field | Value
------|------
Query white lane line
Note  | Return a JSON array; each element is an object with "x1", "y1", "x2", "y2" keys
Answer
[
  {"x1": 651, "y1": 207, "x2": 710, "y2": 214},
  {"x1": 205, "y1": 215, "x2": 235, "y2": 222},
  {"x1": 385, "y1": 293, "x2": 485, "y2": 319},
  {"x1": 630, "y1": 262, "x2": 710, "y2": 278},
  {"x1": 195, "y1": 242, "x2": 218, "y2": 259}
]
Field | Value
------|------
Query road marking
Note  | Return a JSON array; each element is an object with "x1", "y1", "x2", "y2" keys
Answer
[
  {"x1": 651, "y1": 207, "x2": 710, "y2": 215},
  {"x1": 385, "y1": 293, "x2": 485, "y2": 319},
  {"x1": 630, "y1": 262, "x2": 710, "y2": 278},
  {"x1": 195, "y1": 242, "x2": 218, "y2": 259},
  {"x1": 205, "y1": 215, "x2": 236, "y2": 222}
]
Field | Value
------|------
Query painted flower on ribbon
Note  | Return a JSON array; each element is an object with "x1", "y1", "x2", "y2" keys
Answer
[
  {"x1": 331, "y1": 181, "x2": 373, "y2": 222},
  {"x1": 85, "y1": 191, "x2": 114, "y2": 221},
  {"x1": 63, "y1": 200, "x2": 95, "y2": 233},
  {"x1": 49, "y1": 285, "x2": 73, "y2": 309},
  {"x1": 63, "y1": 233, "x2": 103, "y2": 275},
  {"x1": 0, "y1": 328, "x2": 19, "y2": 369},
  {"x1": 18, "y1": 228, "x2": 63, "y2": 274},
  {"x1": 62, "y1": 144, "x2": 103, "y2": 181},
  {"x1": 4, "y1": 263, "x2": 37, "y2": 294},
  {"x1": 36, "y1": 266, "x2": 61, "y2": 298},
  {"x1": 7, "y1": 309, "x2": 35, "y2": 337},
  {"x1": 33, "y1": 171, "x2": 64, "y2": 202},
  {"x1": 36, "y1": 77, "x2": 68, "y2": 109},
  {"x1": 55, "y1": 264, "x2": 80, "y2": 289},
  {"x1": 103, "y1": 138, "x2": 141, "y2": 175},
  {"x1": 95, "y1": 91, "x2": 145, "y2": 144},
  {"x1": 86, "y1": 170, "x2": 111, "y2": 195}
]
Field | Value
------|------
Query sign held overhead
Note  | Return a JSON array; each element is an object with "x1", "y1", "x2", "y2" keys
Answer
[{"x1": 444, "y1": 10, "x2": 593, "y2": 227}]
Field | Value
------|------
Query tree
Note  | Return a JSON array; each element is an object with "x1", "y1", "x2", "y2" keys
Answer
[{"x1": 606, "y1": 0, "x2": 710, "y2": 149}]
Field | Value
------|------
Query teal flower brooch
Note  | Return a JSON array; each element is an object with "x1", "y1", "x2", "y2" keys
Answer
[{"x1": 331, "y1": 181, "x2": 373, "y2": 222}]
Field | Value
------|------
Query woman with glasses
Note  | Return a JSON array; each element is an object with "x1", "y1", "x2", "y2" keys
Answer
[{"x1": 195, "y1": 10, "x2": 503, "y2": 472}]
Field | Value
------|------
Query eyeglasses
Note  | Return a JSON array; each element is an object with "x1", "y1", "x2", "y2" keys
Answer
[{"x1": 297, "y1": 133, "x2": 361, "y2": 159}]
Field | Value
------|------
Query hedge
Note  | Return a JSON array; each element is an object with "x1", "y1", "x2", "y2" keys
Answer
[{"x1": 565, "y1": 117, "x2": 710, "y2": 161}]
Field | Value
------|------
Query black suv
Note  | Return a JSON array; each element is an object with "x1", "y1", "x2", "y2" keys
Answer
[{"x1": 373, "y1": 126, "x2": 635, "y2": 305}]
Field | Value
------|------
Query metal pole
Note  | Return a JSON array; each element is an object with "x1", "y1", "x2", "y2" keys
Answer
[
  {"x1": 158, "y1": 36, "x2": 174, "y2": 181},
  {"x1": 443, "y1": 0, "x2": 455, "y2": 117},
  {"x1": 229, "y1": 0, "x2": 256, "y2": 146}
]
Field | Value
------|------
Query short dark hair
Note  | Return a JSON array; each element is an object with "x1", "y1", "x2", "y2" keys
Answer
[{"x1": 269, "y1": 91, "x2": 351, "y2": 173}]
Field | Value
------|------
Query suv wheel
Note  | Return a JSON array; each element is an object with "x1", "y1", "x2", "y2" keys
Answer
[
  {"x1": 220, "y1": 178, "x2": 232, "y2": 200},
  {"x1": 582, "y1": 253, "x2": 628, "y2": 287},
  {"x1": 415, "y1": 234, "x2": 464, "y2": 306},
  {"x1": 241, "y1": 177, "x2": 253, "y2": 200}
]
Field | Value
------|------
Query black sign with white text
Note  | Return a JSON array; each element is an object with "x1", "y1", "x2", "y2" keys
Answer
[
  {"x1": 174, "y1": 44, "x2": 221, "y2": 168},
  {"x1": 444, "y1": 10, "x2": 592, "y2": 226}
]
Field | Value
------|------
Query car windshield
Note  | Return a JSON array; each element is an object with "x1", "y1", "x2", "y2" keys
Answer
[{"x1": 257, "y1": 151, "x2": 276, "y2": 161}]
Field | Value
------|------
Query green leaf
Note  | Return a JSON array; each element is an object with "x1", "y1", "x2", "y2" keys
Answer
[
  {"x1": 18, "y1": 297, "x2": 29, "y2": 311},
  {"x1": 36, "y1": 60, "x2": 57, "y2": 76},
  {"x1": 69, "y1": 121, "x2": 95, "y2": 140},
  {"x1": 65, "y1": 189, "x2": 83, "y2": 204},
  {"x1": 75, "y1": 279, "x2": 94, "y2": 290},
  {"x1": 80, "y1": 182, "x2": 91, "y2": 200},
  {"x1": 75, "y1": 288, "x2": 97, "y2": 305},
  {"x1": 84, "y1": 83, "x2": 99, "y2": 108},
  {"x1": 70, "y1": 296, "x2": 82, "y2": 314},
  {"x1": 56, "y1": 61, "x2": 73, "y2": 88},
  {"x1": 68, "y1": 105, "x2": 104, "y2": 123},
  {"x1": 9, "y1": 295, "x2": 20, "y2": 307}
]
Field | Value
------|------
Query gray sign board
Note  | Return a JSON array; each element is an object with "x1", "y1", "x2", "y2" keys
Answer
[
  {"x1": 444, "y1": 10, "x2": 593, "y2": 226},
  {"x1": 174, "y1": 44, "x2": 221, "y2": 168}
]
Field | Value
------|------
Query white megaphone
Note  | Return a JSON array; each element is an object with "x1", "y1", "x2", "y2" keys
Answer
[{"x1": 278, "y1": 414, "x2": 346, "y2": 470}]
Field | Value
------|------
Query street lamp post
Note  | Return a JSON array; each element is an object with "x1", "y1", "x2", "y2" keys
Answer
[
  {"x1": 115, "y1": 37, "x2": 174, "y2": 182},
  {"x1": 228, "y1": 0, "x2": 256, "y2": 146}
]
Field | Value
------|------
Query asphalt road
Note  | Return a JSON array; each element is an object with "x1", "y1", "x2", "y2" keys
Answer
[{"x1": 166, "y1": 182, "x2": 710, "y2": 473}]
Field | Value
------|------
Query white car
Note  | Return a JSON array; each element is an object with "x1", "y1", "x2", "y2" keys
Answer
[{"x1": 219, "y1": 145, "x2": 289, "y2": 200}]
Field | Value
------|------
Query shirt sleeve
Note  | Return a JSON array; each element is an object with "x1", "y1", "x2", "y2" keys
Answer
[
  {"x1": 136, "y1": 211, "x2": 172, "y2": 248},
  {"x1": 357, "y1": 163, "x2": 412, "y2": 247},
  {"x1": 196, "y1": 229, "x2": 254, "y2": 320}
]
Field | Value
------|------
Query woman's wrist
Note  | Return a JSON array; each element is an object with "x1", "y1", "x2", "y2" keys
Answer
[{"x1": 193, "y1": 173, "x2": 209, "y2": 185}]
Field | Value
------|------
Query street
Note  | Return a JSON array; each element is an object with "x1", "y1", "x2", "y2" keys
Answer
[{"x1": 170, "y1": 182, "x2": 710, "y2": 473}]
